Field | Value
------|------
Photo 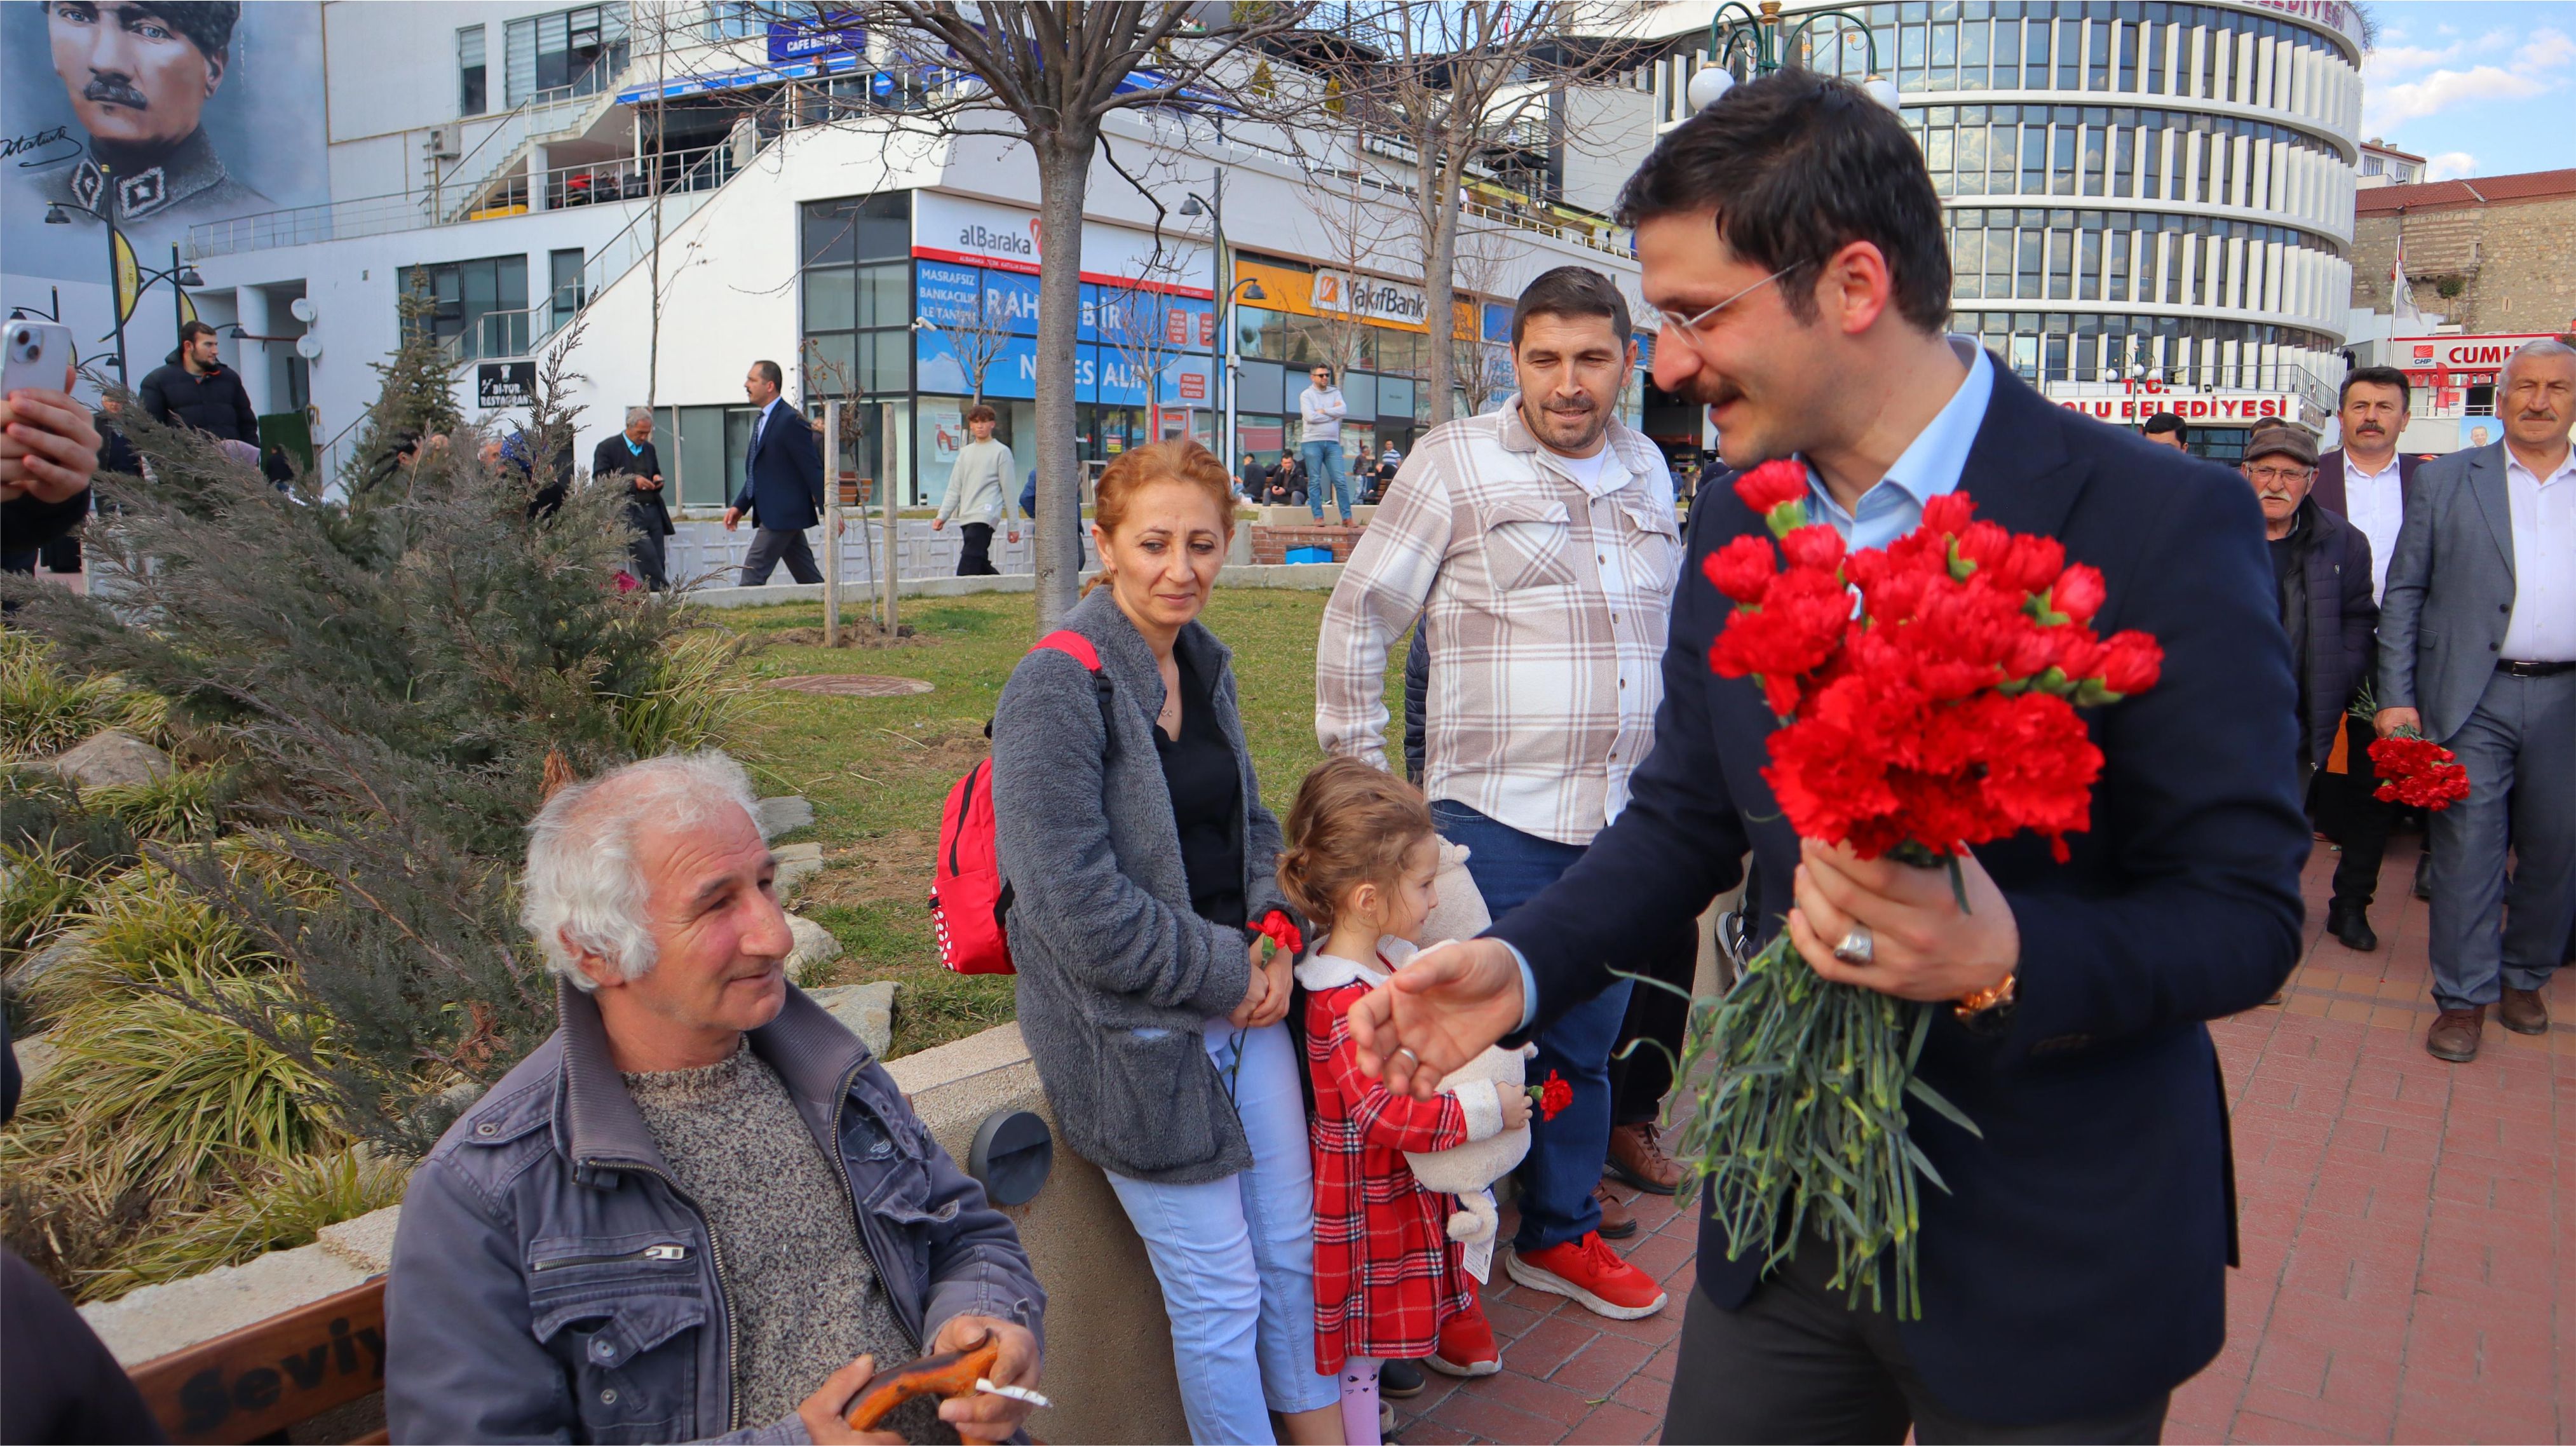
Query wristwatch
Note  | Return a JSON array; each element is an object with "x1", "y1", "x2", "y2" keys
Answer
[{"x1": 1953, "y1": 970, "x2": 2016, "y2": 1032}]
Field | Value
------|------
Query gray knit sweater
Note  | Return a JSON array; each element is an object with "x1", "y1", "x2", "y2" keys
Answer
[
  {"x1": 988, "y1": 588, "x2": 1299, "y2": 1184},
  {"x1": 625, "y1": 1042, "x2": 914, "y2": 1431}
]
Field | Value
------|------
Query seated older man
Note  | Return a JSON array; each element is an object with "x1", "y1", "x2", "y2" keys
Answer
[{"x1": 386, "y1": 752, "x2": 1044, "y2": 1444}]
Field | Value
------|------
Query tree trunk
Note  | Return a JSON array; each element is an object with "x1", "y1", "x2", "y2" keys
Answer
[
  {"x1": 1420, "y1": 154, "x2": 1465, "y2": 428},
  {"x1": 1031, "y1": 131, "x2": 1094, "y2": 635}
]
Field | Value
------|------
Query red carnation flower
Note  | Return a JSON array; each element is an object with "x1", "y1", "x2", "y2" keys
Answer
[
  {"x1": 1989, "y1": 534, "x2": 2068, "y2": 596},
  {"x1": 1252, "y1": 910, "x2": 1303, "y2": 958},
  {"x1": 2369, "y1": 733, "x2": 2471, "y2": 811},
  {"x1": 2098, "y1": 631, "x2": 2164, "y2": 696},
  {"x1": 1533, "y1": 1070, "x2": 1573, "y2": 1122},
  {"x1": 1918, "y1": 492, "x2": 1976, "y2": 537},
  {"x1": 1733, "y1": 458, "x2": 1809, "y2": 515},
  {"x1": 2051, "y1": 563, "x2": 2107, "y2": 625},
  {"x1": 1779, "y1": 523, "x2": 1848, "y2": 574},
  {"x1": 1704, "y1": 534, "x2": 1778, "y2": 603}
]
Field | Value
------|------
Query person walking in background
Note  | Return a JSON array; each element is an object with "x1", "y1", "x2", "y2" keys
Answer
[
  {"x1": 1019, "y1": 465, "x2": 1087, "y2": 573},
  {"x1": 2141, "y1": 411, "x2": 2188, "y2": 450},
  {"x1": 1282, "y1": 759, "x2": 1519, "y2": 1441},
  {"x1": 1318, "y1": 265, "x2": 1682, "y2": 1330},
  {"x1": 2376, "y1": 337, "x2": 2576, "y2": 1064},
  {"x1": 722, "y1": 360, "x2": 834, "y2": 586},
  {"x1": 2240, "y1": 426, "x2": 2376, "y2": 810},
  {"x1": 1301, "y1": 365, "x2": 1353, "y2": 525},
  {"x1": 988, "y1": 440, "x2": 1341, "y2": 1445},
  {"x1": 592, "y1": 408, "x2": 674, "y2": 591},
  {"x1": 935, "y1": 404, "x2": 1020, "y2": 576},
  {"x1": 2311, "y1": 367, "x2": 2432, "y2": 947},
  {"x1": 139, "y1": 320, "x2": 257, "y2": 445}
]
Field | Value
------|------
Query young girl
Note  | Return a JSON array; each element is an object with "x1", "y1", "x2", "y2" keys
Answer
[{"x1": 1280, "y1": 758, "x2": 1526, "y2": 1445}]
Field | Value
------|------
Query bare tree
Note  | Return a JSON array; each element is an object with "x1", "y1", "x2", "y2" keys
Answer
[
  {"x1": 1298, "y1": 165, "x2": 1415, "y2": 391},
  {"x1": 927, "y1": 277, "x2": 1025, "y2": 409},
  {"x1": 853, "y1": 1, "x2": 1316, "y2": 632},
  {"x1": 1307, "y1": 1, "x2": 1647, "y2": 429},
  {"x1": 1448, "y1": 221, "x2": 1524, "y2": 417}
]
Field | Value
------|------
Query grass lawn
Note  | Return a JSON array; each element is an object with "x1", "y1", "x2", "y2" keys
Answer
[{"x1": 714, "y1": 586, "x2": 1405, "y2": 1057}]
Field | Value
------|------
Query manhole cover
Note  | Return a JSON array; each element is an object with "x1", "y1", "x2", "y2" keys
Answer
[{"x1": 767, "y1": 674, "x2": 935, "y2": 696}]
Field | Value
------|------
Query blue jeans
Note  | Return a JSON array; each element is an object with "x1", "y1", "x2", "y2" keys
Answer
[
  {"x1": 2425, "y1": 669, "x2": 2575, "y2": 1010},
  {"x1": 1302, "y1": 440, "x2": 1351, "y2": 520},
  {"x1": 1104, "y1": 1020, "x2": 1340, "y2": 1442},
  {"x1": 1431, "y1": 801, "x2": 1632, "y2": 1252}
]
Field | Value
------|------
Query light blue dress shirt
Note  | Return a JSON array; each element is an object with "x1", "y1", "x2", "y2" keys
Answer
[{"x1": 1498, "y1": 339, "x2": 1997, "y2": 1031}]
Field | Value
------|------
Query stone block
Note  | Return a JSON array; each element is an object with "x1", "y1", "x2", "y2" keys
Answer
[
  {"x1": 81, "y1": 1240, "x2": 371, "y2": 1366},
  {"x1": 806, "y1": 980, "x2": 896, "y2": 1057},
  {"x1": 783, "y1": 912, "x2": 841, "y2": 983},
  {"x1": 755, "y1": 795, "x2": 816, "y2": 836},
  {"x1": 773, "y1": 841, "x2": 825, "y2": 896},
  {"x1": 316, "y1": 1205, "x2": 403, "y2": 1274},
  {"x1": 44, "y1": 729, "x2": 172, "y2": 788}
]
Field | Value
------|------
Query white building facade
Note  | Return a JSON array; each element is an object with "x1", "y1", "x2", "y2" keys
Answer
[{"x1": 4, "y1": 0, "x2": 1642, "y2": 518}]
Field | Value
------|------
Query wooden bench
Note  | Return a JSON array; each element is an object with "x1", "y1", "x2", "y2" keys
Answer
[{"x1": 127, "y1": 1276, "x2": 388, "y2": 1445}]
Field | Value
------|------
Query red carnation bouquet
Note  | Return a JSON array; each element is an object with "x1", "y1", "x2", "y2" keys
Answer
[
  {"x1": 2367, "y1": 731, "x2": 2470, "y2": 811},
  {"x1": 1669, "y1": 460, "x2": 2164, "y2": 1317}
]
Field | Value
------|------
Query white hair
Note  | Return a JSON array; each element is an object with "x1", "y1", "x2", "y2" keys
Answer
[
  {"x1": 520, "y1": 751, "x2": 767, "y2": 990},
  {"x1": 626, "y1": 407, "x2": 653, "y2": 426},
  {"x1": 2502, "y1": 337, "x2": 2576, "y2": 388}
]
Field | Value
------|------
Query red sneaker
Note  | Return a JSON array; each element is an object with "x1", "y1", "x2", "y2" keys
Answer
[
  {"x1": 1426, "y1": 1303, "x2": 1500, "y2": 1378},
  {"x1": 1507, "y1": 1232, "x2": 1668, "y2": 1320}
]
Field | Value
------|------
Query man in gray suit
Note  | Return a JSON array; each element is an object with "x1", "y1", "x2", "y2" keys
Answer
[{"x1": 2376, "y1": 337, "x2": 2576, "y2": 1063}]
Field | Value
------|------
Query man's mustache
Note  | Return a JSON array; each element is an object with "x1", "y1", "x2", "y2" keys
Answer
[
  {"x1": 2354, "y1": 422, "x2": 2383, "y2": 434},
  {"x1": 84, "y1": 75, "x2": 149, "y2": 110}
]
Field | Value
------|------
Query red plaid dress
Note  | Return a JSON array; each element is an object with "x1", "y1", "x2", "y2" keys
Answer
[{"x1": 1303, "y1": 956, "x2": 1478, "y2": 1374}]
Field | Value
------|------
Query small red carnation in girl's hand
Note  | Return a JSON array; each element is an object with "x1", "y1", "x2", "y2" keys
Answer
[
  {"x1": 1529, "y1": 1071, "x2": 1573, "y2": 1123},
  {"x1": 613, "y1": 570, "x2": 641, "y2": 593},
  {"x1": 1251, "y1": 910, "x2": 1303, "y2": 961}
]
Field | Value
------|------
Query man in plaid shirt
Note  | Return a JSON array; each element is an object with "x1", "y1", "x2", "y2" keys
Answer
[{"x1": 1317, "y1": 267, "x2": 1679, "y2": 1339}]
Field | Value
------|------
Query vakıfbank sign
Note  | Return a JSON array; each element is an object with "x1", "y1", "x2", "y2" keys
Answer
[{"x1": 1312, "y1": 269, "x2": 1429, "y2": 327}]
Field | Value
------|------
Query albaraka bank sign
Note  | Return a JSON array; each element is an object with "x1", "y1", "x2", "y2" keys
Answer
[{"x1": 2045, "y1": 378, "x2": 2295, "y2": 426}]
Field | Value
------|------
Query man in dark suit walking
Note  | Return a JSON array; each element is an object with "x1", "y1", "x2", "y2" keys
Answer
[
  {"x1": 593, "y1": 408, "x2": 674, "y2": 590},
  {"x1": 721, "y1": 360, "x2": 834, "y2": 585},
  {"x1": 2375, "y1": 337, "x2": 2576, "y2": 1063},
  {"x1": 2309, "y1": 367, "x2": 2432, "y2": 948},
  {"x1": 1344, "y1": 72, "x2": 2307, "y2": 1443}
]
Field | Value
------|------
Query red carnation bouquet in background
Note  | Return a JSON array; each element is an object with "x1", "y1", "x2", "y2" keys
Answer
[
  {"x1": 1668, "y1": 460, "x2": 2164, "y2": 1317},
  {"x1": 2368, "y1": 733, "x2": 2471, "y2": 811}
]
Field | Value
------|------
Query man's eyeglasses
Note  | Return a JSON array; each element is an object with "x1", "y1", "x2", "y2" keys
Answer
[
  {"x1": 2244, "y1": 464, "x2": 2312, "y2": 485},
  {"x1": 1653, "y1": 266, "x2": 1798, "y2": 342}
]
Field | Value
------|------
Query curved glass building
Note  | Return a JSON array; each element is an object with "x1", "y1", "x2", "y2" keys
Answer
[{"x1": 1641, "y1": 2, "x2": 2364, "y2": 449}]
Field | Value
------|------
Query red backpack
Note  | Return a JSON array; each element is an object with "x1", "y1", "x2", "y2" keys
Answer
[{"x1": 930, "y1": 630, "x2": 1113, "y2": 975}]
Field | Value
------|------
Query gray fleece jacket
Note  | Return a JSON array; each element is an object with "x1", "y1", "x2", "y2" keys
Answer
[{"x1": 988, "y1": 587, "x2": 1298, "y2": 1184}]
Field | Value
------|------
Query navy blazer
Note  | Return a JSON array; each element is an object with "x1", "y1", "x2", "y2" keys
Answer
[
  {"x1": 729, "y1": 400, "x2": 825, "y2": 532},
  {"x1": 1489, "y1": 363, "x2": 2309, "y2": 1426}
]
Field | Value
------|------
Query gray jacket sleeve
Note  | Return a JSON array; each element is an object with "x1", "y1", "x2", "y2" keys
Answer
[
  {"x1": 2375, "y1": 466, "x2": 2436, "y2": 710},
  {"x1": 886, "y1": 1062, "x2": 1049, "y2": 1353},
  {"x1": 989, "y1": 649, "x2": 1252, "y2": 1017}
]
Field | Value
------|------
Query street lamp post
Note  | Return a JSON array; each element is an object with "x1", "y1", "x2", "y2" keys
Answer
[
  {"x1": 1688, "y1": 0, "x2": 1897, "y2": 112},
  {"x1": 1180, "y1": 169, "x2": 1270, "y2": 470},
  {"x1": 43, "y1": 178, "x2": 205, "y2": 386}
]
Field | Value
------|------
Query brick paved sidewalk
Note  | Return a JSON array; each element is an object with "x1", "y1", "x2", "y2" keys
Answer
[{"x1": 1392, "y1": 833, "x2": 2573, "y2": 1444}]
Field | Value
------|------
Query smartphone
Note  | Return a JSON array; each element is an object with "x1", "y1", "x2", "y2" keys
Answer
[{"x1": 1, "y1": 320, "x2": 74, "y2": 396}]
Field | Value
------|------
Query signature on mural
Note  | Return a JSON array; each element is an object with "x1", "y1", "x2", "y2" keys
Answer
[{"x1": 3, "y1": 125, "x2": 79, "y2": 170}]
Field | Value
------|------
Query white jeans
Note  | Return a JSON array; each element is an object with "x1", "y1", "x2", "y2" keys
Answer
[{"x1": 1104, "y1": 1020, "x2": 1340, "y2": 1443}]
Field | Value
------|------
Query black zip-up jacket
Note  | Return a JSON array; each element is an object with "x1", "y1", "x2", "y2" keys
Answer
[{"x1": 138, "y1": 348, "x2": 259, "y2": 443}]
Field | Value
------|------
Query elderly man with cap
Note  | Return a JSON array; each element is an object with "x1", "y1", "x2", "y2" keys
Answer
[{"x1": 2242, "y1": 425, "x2": 2378, "y2": 813}]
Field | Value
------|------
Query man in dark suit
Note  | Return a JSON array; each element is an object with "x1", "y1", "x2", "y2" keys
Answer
[
  {"x1": 2309, "y1": 367, "x2": 2432, "y2": 948},
  {"x1": 1346, "y1": 72, "x2": 2307, "y2": 1442},
  {"x1": 2375, "y1": 337, "x2": 2576, "y2": 1063},
  {"x1": 721, "y1": 359, "x2": 832, "y2": 585},
  {"x1": 593, "y1": 407, "x2": 674, "y2": 590},
  {"x1": 2239, "y1": 427, "x2": 2376, "y2": 801}
]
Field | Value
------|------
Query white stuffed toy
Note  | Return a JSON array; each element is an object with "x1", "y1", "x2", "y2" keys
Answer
[{"x1": 1397, "y1": 840, "x2": 1533, "y2": 1282}]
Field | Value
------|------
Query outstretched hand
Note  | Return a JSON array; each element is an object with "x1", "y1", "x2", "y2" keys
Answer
[{"x1": 1346, "y1": 936, "x2": 1525, "y2": 1100}]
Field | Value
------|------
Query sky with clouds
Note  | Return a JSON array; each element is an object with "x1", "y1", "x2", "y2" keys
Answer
[{"x1": 2360, "y1": 3, "x2": 2576, "y2": 179}]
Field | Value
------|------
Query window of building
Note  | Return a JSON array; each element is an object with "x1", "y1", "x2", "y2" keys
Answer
[
  {"x1": 397, "y1": 254, "x2": 529, "y2": 362},
  {"x1": 704, "y1": 1, "x2": 766, "y2": 41},
  {"x1": 459, "y1": 25, "x2": 487, "y2": 116},
  {"x1": 797, "y1": 194, "x2": 912, "y2": 488},
  {"x1": 550, "y1": 248, "x2": 585, "y2": 330},
  {"x1": 505, "y1": 4, "x2": 630, "y2": 107}
]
